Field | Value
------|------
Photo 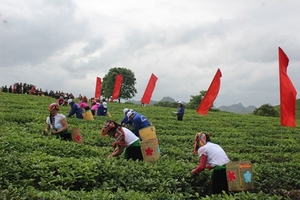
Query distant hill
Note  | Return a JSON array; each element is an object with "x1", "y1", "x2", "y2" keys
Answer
[
  {"x1": 127, "y1": 96, "x2": 182, "y2": 105},
  {"x1": 218, "y1": 103, "x2": 256, "y2": 114},
  {"x1": 159, "y1": 96, "x2": 176, "y2": 102},
  {"x1": 127, "y1": 99, "x2": 158, "y2": 105},
  {"x1": 128, "y1": 98, "x2": 256, "y2": 113}
]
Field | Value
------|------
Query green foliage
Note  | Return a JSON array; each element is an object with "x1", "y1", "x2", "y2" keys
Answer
[
  {"x1": 296, "y1": 99, "x2": 300, "y2": 120},
  {"x1": 102, "y1": 67, "x2": 137, "y2": 100},
  {"x1": 153, "y1": 101, "x2": 178, "y2": 108},
  {"x1": 201, "y1": 191, "x2": 288, "y2": 200},
  {"x1": 253, "y1": 104, "x2": 279, "y2": 117},
  {"x1": 0, "y1": 92, "x2": 300, "y2": 199},
  {"x1": 186, "y1": 90, "x2": 206, "y2": 109}
]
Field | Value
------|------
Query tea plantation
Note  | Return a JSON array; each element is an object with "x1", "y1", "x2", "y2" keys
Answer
[{"x1": 0, "y1": 92, "x2": 300, "y2": 199}]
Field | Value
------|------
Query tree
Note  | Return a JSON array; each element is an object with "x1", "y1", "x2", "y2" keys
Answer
[
  {"x1": 253, "y1": 104, "x2": 279, "y2": 117},
  {"x1": 102, "y1": 67, "x2": 137, "y2": 101},
  {"x1": 187, "y1": 90, "x2": 207, "y2": 109}
]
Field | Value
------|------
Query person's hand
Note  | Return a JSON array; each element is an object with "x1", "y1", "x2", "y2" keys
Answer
[
  {"x1": 108, "y1": 155, "x2": 113, "y2": 159},
  {"x1": 206, "y1": 164, "x2": 213, "y2": 170},
  {"x1": 191, "y1": 169, "x2": 198, "y2": 175},
  {"x1": 51, "y1": 131, "x2": 57, "y2": 135},
  {"x1": 42, "y1": 129, "x2": 49, "y2": 135}
]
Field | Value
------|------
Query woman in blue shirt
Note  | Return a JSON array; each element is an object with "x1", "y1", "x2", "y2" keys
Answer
[
  {"x1": 67, "y1": 99, "x2": 83, "y2": 119},
  {"x1": 127, "y1": 111, "x2": 151, "y2": 138},
  {"x1": 175, "y1": 101, "x2": 185, "y2": 121}
]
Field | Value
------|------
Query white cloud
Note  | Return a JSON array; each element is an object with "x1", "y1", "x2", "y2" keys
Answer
[{"x1": 1, "y1": 0, "x2": 300, "y2": 107}]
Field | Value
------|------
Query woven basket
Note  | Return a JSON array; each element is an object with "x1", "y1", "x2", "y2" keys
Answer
[
  {"x1": 71, "y1": 127, "x2": 84, "y2": 144},
  {"x1": 139, "y1": 126, "x2": 157, "y2": 141},
  {"x1": 140, "y1": 138, "x2": 160, "y2": 162},
  {"x1": 82, "y1": 110, "x2": 94, "y2": 121},
  {"x1": 226, "y1": 161, "x2": 254, "y2": 191}
]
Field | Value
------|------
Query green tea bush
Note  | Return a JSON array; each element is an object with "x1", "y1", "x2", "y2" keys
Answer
[{"x1": 0, "y1": 92, "x2": 299, "y2": 199}]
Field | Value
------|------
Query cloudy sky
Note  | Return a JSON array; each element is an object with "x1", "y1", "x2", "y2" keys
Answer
[{"x1": 1, "y1": 0, "x2": 299, "y2": 107}]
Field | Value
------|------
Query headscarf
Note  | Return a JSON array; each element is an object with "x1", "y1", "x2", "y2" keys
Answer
[
  {"x1": 193, "y1": 132, "x2": 208, "y2": 155},
  {"x1": 48, "y1": 103, "x2": 60, "y2": 111},
  {"x1": 83, "y1": 96, "x2": 88, "y2": 102},
  {"x1": 101, "y1": 120, "x2": 116, "y2": 136},
  {"x1": 101, "y1": 120, "x2": 126, "y2": 147}
]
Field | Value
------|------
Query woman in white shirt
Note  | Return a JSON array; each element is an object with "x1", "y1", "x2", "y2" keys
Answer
[
  {"x1": 191, "y1": 132, "x2": 230, "y2": 194},
  {"x1": 44, "y1": 103, "x2": 72, "y2": 141},
  {"x1": 101, "y1": 120, "x2": 143, "y2": 161}
]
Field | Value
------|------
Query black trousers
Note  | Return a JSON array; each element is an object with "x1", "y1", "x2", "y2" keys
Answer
[
  {"x1": 212, "y1": 168, "x2": 229, "y2": 194},
  {"x1": 59, "y1": 131, "x2": 72, "y2": 141},
  {"x1": 126, "y1": 146, "x2": 143, "y2": 161}
]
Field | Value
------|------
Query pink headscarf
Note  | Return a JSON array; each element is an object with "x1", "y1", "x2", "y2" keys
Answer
[{"x1": 193, "y1": 132, "x2": 208, "y2": 155}]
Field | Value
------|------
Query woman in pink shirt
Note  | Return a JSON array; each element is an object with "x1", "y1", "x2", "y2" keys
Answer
[
  {"x1": 79, "y1": 96, "x2": 90, "y2": 111},
  {"x1": 91, "y1": 99, "x2": 100, "y2": 115},
  {"x1": 57, "y1": 96, "x2": 65, "y2": 106}
]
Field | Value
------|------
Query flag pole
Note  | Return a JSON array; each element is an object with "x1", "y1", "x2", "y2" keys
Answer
[{"x1": 280, "y1": 126, "x2": 282, "y2": 144}]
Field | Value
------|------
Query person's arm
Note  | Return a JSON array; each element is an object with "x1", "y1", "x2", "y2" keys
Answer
[
  {"x1": 120, "y1": 117, "x2": 127, "y2": 126},
  {"x1": 67, "y1": 105, "x2": 76, "y2": 117},
  {"x1": 51, "y1": 118, "x2": 68, "y2": 135},
  {"x1": 108, "y1": 145, "x2": 126, "y2": 158},
  {"x1": 191, "y1": 154, "x2": 208, "y2": 175},
  {"x1": 43, "y1": 117, "x2": 51, "y2": 134},
  {"x1": 125, "y1": 120, "x2": 133, "y2": 127},
  {"x1": 134, "y1": 121, "x2": 139, "y2": 136},
  {"x1": 44, "y1": 123, "x2": 51, "y2": 134}
]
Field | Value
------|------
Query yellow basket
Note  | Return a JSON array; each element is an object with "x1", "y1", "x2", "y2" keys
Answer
[
  {"x1": 107, "y1": 111, "x2": 112, "y2": 118},
  {"x1": 140, "y1": 138, "x2": 160, "y2": 162},
  {"x1": 82, "y1": 110, "x2": 94, "y2": 121},
  {"x1": 139, "y1": 126, "x2": 156, "y2": 141}
]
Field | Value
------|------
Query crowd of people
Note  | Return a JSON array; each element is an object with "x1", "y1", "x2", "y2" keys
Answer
[
  {"x1": 1, "y1": 82, "x2": 35, "y2": 94},
  {"x1": 1, "y1": 82, "x2": 75, "y2": 100},
  {"x1": 63, "y1": 96, "x2": 110, "y2": 119},
  {"x1": 45, "y1": 102, "x2": 149, "y2": 161},
  {"x1": 44, "y1": 101, "x2": 229, "y2": 194},
  {"x1": 1, "y1": 82, "x2": 114, "y2": 120},
  {"x1": 2, "y1": 82, "x2": 230, "y2": 195}
]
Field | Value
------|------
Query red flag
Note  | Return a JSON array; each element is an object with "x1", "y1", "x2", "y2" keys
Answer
[
  {"x1": 94, "y1": 77, "x2": 101, "y2": 98},
  {"x1": 141, "y1": 73, "x2": 158, "y2": 104},
  {"x1": 111, "y1": 74, "x2": 123, "y2": 101},
  {"x1": 197, "y1": 69, "x2": 222, "y2": 116},
  {"x1": 279, "y1": 47, "x2": 297, "y2": 127}
]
